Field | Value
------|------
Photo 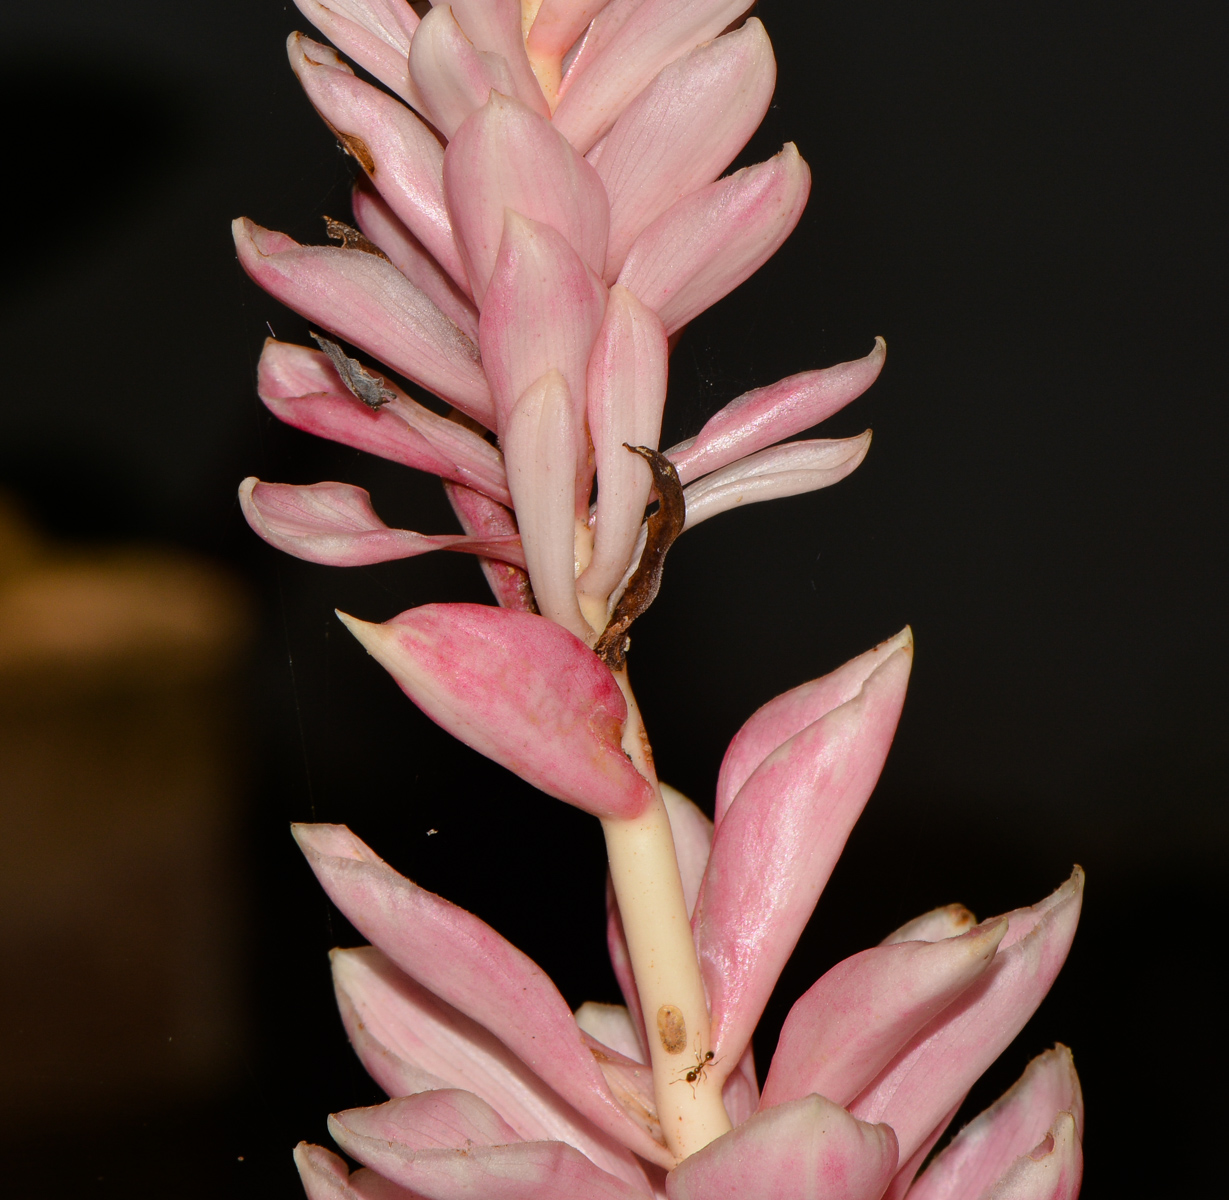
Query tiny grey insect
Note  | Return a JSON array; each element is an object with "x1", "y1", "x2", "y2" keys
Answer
[{"x1": 310, "y1": 332, "x2": 396, "y2": 410}]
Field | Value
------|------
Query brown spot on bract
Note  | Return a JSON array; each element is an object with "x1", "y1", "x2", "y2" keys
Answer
[
  {"x1": 323, "y1": 216, "x2": 389, "y2": 261},
  {"x1": 657, "y1": 1004, "x2": 686, "y2": 1054},
  {"x1": 338, "y1": 132, "x2": 375, "y2": 174},
  {"x1": 949, "y1": 904, "x2": 976, "y2": 929}
]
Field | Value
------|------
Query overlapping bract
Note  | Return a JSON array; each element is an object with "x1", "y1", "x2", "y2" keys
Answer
[
  {"x1": 336, "y1": 603, "x2": 653, "y2": 819},
  {"x1": 237, "y1": 2, "x2": 884, "y2": 640},
  {"x1": 291, "y1": 635, "x2": 1083, "y2": 1200}
]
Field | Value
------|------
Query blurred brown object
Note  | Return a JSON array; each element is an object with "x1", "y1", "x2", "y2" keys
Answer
[{"x1": 0, "y1": 495, "x2": 251, "y2": 1125}]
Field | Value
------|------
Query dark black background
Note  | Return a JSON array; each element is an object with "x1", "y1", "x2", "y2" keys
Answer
[{"x1": 2, "y1": 1, "x2": 1224, "y2": 1196}]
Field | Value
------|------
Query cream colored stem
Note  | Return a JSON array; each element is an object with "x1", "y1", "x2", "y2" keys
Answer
[{"x1": 601, "y1": 669, "x2": 732, "y2": 1162}]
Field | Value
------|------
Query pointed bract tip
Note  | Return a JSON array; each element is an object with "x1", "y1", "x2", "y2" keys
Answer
[
  {"x1": 870, "y1": 632, "x2": 914, "y2": 684},
  {"x1": 335, "y1": 608, "x2": 387, "y2": 653},
  {"x1": 1059, "y1": 865, "x2": 1086, "y2": 899},
  {"x1": 500, "y1": 206, "x2": 546, "y2": 245},
  {"x1": 857, "y1": 635, "x2": 915, "y2": 713},
  {"x1": 231, "y1": 217, "x2": 297, "y2": 258},
  {"x1": 287, "y1": 30, "x2": 347, "y2": 74},
  {"x1": 986, "y1": 913, "x2": 1011, "y2": 938},
  {"x1": 880, "y1": 625, "x2": 913, "y2": 656},
  {"x1": 967, "y1": 914, "x2": 1010, "y2": 958},
  {"x1": 293, "y1": 1141, "x2": 347, "y2": 1185},
  {"x1": 291, "y1": 821, "x2": 372, "y2": 863}
]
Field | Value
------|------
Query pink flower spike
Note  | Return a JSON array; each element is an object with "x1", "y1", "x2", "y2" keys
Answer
[
  {"x1": 443, "y1": 0, "x2": 552, "y2": 118},
  {"x1": 331, "y1": 948, "x2": 653, "y2": 1190},
  {"x1": 351, "y1": 184, "x2": 479, "y2": 343},
  {"x1": 552, "y1": 0, "x2": 755, "y2": 154},
  {"x1": 256, "y1": 340, "x2": 508, "y2": 501},
  {"x1": 408, "y1": 5, "x2": 518, "y2": 140},
  {"x1": 667, "y1": 339, "x2": 887, "y2": 485},
  {"x1": 293, "y1": 824, "x2": 670, "y2": 1167},
  {"x1": 232, "y1": 218, "x2": 494, "y2": 425},
  {"x1": 288, "y1": 35, "x2": 469, "y2": 294},
  {"x1": 578, "y1": 284, "x2": 668, "y2": 605},
  {"x1": 664, "y1": 1095, "x2": 899, "y2": 1200},
  {"x1": 693, "y1": 638, "x2": 913, "y2": 1068},
  {"x1": 501, "y1": 371, "x2": 592, "y2": 639},
  {"x1": 239, "y1": 478, "x2": 525, "y2": 568},
  {"x1": 333, "y1": 604, "x2": 653, "y2": 817},
  {"x1": 594, "y1": 19, "x2": 777, "y2": 280},
  {"x1": 294, "y1": 1141, "x2": 416, "y2": 1200},
  {"x1": 329, "y1": 1106, "x2": 648, "y2": 1200},
  {"x1": 714, "y1": 627, "x2": 915, "y2": 828},
  {"x1": 849, "y1": 869, "x2": 1085, "y2": 1165},
  {"x1": 292, "y1": 0, "x2": 425, "y2": 113},
  {"x1": 444, "y1": 94, "x2": 610, "y2": 305},
  {"x1": 680, "y1": 434, "x2": 872, "y2": 532},
  {"x1": 478, "y1": 213, "x2": 608, "y2": 456},
  {"x1": 618, "y1": 144, "x2": 811, "y2": 336},
  {"x1": 909, "y1": 1046, "x2": 1084, "y2": 1200},
  {"x1": 759, "y1": 919, "x2": 1007, "y2": 1111}
]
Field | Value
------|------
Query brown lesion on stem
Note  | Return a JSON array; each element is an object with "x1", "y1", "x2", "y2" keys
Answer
[
  {"x1": 323, "y1": 215, "x2": 389, "y2": 261},
  {"x1": 309, "y1": 332, "x2": 395, "y2": 410},
  {"x1": 594, "y1": 447, "x2": 685, "y2": 670}
]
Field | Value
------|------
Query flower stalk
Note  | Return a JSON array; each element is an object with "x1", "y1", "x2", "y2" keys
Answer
[{"x1": 604, "y1": 668, "x2": 731, "y2": 1160}]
